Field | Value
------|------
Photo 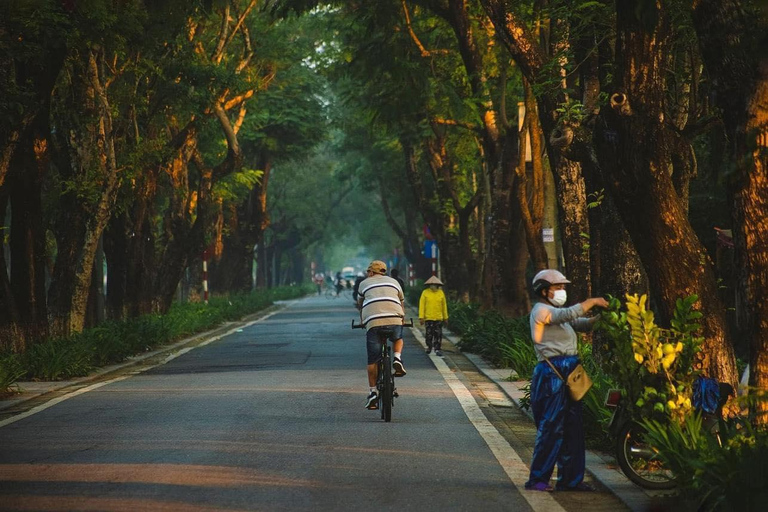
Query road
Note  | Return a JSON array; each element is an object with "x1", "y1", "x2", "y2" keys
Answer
[{"x1": 0, "y1": 296, "x2": 629, "y2": 511}]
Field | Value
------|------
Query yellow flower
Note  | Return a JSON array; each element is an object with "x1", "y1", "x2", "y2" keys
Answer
[
  {"x1": 656, "y1": 346, "x2": 664, "y2": 358},
  {"x1": 662, "y1": 354, "x2": 676, "y2": 370},
  {"x1": 667, "y1": 400, "x2": 677, "y2": 410},
  {"x1": 634, "y1": 353, "x2": 644, "y2": 364},
  {"x1": 675, "y1": 342, "x2": 683, "y2": 353},
  {"x1": 684, "y1": 398, "x2": 692, "y2": 409},
  {"x1": 663, "y1": 343, "x2": 675, "y2": 355}
]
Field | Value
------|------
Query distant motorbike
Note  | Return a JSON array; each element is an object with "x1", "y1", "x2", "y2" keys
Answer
[{"x1": 604, "y1": 379, "x2": 733, "y2": 489}]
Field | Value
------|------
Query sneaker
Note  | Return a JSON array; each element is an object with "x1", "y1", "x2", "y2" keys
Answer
[
  {"x1": 435, "y1": 349, "x2": 443, "y2": 357},
  {"x1": 365, "y1": 391, "x2": 379, "y2": 410},
  {"x1": 425, "y1": 347, "x2": 432, "y2": 354},
  {"x1": 393, "y1": 358, "x2": 407, "y2": 377}
]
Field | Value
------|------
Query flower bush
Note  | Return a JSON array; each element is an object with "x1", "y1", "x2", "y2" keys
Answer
[{"x1": 596, "y1": 293, "x2": 703, "y2": 424}]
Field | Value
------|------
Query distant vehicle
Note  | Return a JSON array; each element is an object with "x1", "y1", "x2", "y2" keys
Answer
[{"x1": 340, "y1": 266, "x2": 356, "y2": 289}]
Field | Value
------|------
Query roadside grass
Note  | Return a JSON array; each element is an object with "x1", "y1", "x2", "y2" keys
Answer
[
  {"x1": 450, "y1": 302, "x2": 538, "y2": 380},
  {"x1": 0, "y1": 286, "x2": 311, "y2": 391}
]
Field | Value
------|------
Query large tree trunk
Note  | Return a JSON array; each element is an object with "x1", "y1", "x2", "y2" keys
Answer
[
  {"x1": 483, "y1": 131, "x2": 530, "y2": 315},
  {"x1": 211, "y1": 158, "x2": 271, "y2": 293},
  {"x1": 692, "y1": 0, "x2": 768, "y2": 421},
  {"x1": 594, "y1": 2, "x2": 737, "y2": 385},
  {"x1": 738, "y1": 62, "x2": 768, "y2": 422},
  {"x1": 103, "y1": 171, "x2": 158, "y2": 320},
  {"x1": 0, "y1": 193, "x2": 24, "y2": 351},
  {"x1": 48, "y1": 49, "x2": 122, "y2": 338},
  {"x1": 6, "y1": 111, "x2": 51, "y2": 347}
]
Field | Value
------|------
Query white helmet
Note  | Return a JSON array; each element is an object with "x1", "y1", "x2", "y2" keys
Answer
[{"x1": 532, "y1": 269, "x2": 570, "y2": 295}]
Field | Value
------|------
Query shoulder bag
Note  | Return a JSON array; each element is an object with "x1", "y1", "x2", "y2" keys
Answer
[{"x1": 543, "y1": 356, "x2": 593, "y2": 401}]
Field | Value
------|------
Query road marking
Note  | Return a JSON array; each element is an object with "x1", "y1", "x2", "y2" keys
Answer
[
  {"x1": 410, "y1": 327, "x2": 566, "y2": 512},
  {"x1": 0, "y1": 306, "x2": 292, "y2": 429}
]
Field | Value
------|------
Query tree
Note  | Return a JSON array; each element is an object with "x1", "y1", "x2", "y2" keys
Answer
[{"x1": 691, "y1": 0, "x2": 768, "y2": 420}]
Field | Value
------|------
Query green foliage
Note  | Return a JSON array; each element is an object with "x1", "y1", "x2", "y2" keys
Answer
[
  {"x1": 22, "y1": 338, "x2": 94, "y2": 381},
  {"x1": 212, "y1": 168, "x2": 263, "y2": 205},
  {"x1": 403, "y1": 281, "x2": 425, "y2": 306},
  {"x1": 4, "y1": 286, "x2": 310, "y2": 384},
  {"x1": 596, "y1": 294, "x2": 704, "y2": 424},
  {"x1": 643, "y1": 414, "x2": 768, "y2": 511},
  {"x1": 451, "y1": 303, "x2": 538, "y2": 379},
  {"x1": 578, "y1": 342, "x2": 616, "y2": 449},
  {"x1": 0, "y1": 353, "x2": 25, "y2": 395}
]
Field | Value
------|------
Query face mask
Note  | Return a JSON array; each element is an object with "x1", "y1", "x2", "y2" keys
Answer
[{"x1": 550, "y1": 289, "x2": 567, "y2": 306}]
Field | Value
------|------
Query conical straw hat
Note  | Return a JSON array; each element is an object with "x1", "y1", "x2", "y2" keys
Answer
[{"x1": 424, "y1": 276, "x2": 443, "y2": 286}]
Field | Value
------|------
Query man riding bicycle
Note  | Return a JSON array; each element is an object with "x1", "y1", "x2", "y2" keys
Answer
[{"x1": 356, "y1": 260, "x2": 407, "y2": 409}]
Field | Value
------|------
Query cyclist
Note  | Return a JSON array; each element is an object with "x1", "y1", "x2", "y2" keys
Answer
[{"x1": 356, "y1": 260, "x2": 406, "y2": 409}]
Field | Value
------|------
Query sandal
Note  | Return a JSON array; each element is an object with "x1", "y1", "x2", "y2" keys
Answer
[{"x1": 525, "y1": 482, "x2": 554, "y2": 492}]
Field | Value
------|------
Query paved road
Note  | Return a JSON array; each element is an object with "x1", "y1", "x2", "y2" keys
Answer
[{"x1": 0, "y1": 296, "x2": 629, "y2": 511}]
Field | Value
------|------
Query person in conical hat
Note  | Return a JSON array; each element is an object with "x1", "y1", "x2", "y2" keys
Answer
[{"x1": 419, "y1": 275, "x2": 448, "y2": 356}]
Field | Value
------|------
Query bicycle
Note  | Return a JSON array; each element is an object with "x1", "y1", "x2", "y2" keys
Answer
[
  {"x1": 352, "y1": 318, "x2": 414, "y2": 422},
  {"x1": 326, "y1": 286, "x2": 351, "y2": 300}
]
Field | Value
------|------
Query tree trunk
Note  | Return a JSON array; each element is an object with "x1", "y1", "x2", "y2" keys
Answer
[
  {"x1": 48, "y1": 49, "x2": 122, "y2": 338},
  {"x1": 6, "y1": 111, "x2": 50, "y2": 346},
  {"x1": 594, "y1": 2, "x2": 737, "y2": 385},
  {"x1": 693, "y1": 0, "x2": 768, "y2": 424},
  {"x1": 0, "y1": 192, "x2": 24, "y2": 352}
]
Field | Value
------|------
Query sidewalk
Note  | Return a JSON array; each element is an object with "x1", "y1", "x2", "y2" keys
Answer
[{"x1": 405, "y1": 305, "x2": 675, "y2": 512}]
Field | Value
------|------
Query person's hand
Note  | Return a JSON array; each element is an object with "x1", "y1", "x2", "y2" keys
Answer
[
  {"x1": 419, "y1": 318, "x2": 425, "y2": 325},
  {"x1": 589, "y1": 297, "x2": 610, "y2": 309}
]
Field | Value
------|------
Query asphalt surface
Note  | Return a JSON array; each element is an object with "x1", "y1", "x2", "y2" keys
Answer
[{"x1": 0, "y1": 295, "x2": 663, "y2": 511}]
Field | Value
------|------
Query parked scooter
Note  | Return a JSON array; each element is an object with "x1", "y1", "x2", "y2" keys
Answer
[{"x1": 604, "y1": 378, "x2": 734, "y2": 489}]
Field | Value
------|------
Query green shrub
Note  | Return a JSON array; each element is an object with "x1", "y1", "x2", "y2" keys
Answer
[
  {"x1": 403, "y1": 280, "x2": 425, "y2": 306},
  {"x1": 446, "y1": 300, "x2": 480, "y2": 335},
  {"x1": 578, "y1": 342, "x2": 615, "y2": 449},
  {"x1": 643, "y1": 413, "x2": 768, "y2": 511},
  {"x1": 22, "y1": 338, "x2": 94, "y2": 381},
  {"x1": 452, "y1": 306, "x2": 538, "y2": 379},
  {"x1": 0, "y1": 353, "x2": 25, "y2": 394}
]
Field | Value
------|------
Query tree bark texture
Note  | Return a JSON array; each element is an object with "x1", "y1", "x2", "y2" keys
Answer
[
  {"x1": 48, "y1": 49, "x2": 122, "y2": 338},
  {"x1": 0, "y1": 193, "x2": 24, "y2": 352},
  {"x1": 6, "y1": 107, "x2": 52, "y2": 347},
  {"x1": 693, "y1": 0, "x2": 768, "y2": 423},
  {"x1": 595, "y1": 2, "x2": 737, "y2": 385},
  {"x1": 211, "y1": 158, "x2": 271, "y2": 293}
]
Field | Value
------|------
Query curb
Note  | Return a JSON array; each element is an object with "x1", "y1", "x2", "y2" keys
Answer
[{"x1": 404, "y1": 305, "x2": 669, "y2": 512}]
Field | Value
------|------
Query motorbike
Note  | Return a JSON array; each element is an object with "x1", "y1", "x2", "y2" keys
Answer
[{"x1": 604, "y1": 379, "x2": 733, "y2": 490}]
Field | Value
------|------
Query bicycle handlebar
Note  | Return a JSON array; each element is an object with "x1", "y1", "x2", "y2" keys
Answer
[{"x1": 351, "y1": 318, "x2": 414, "y2": 329}]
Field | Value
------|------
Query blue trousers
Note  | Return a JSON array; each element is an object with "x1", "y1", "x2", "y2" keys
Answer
[{"x1": 525, "y1": 355, "x2": 585, "y2": 489}]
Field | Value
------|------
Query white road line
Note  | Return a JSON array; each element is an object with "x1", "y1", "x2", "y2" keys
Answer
[
  {"x1": 410, "y1": 327, "x2": 565, "y2": 512},
  {"x1": 0, "y1": 306, "x2": 291, "y2": 429}
]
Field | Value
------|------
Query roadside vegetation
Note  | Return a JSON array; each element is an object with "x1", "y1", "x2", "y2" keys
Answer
[{"x1": 445, "y1": 289, "x2": 766, "y2": 511}]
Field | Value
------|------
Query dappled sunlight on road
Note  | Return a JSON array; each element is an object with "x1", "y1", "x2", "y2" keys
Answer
[
  {"x1": 0, "y1": 463, "x2": 328, "y2": 488},
  {"x1": 0, "y1": 495, "x2": 243, "y2": 512}
]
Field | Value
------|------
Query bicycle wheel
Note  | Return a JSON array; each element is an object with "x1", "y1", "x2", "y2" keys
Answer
[{"x1": 381, "y1": 349, "x2": 393, "y2": 422}]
